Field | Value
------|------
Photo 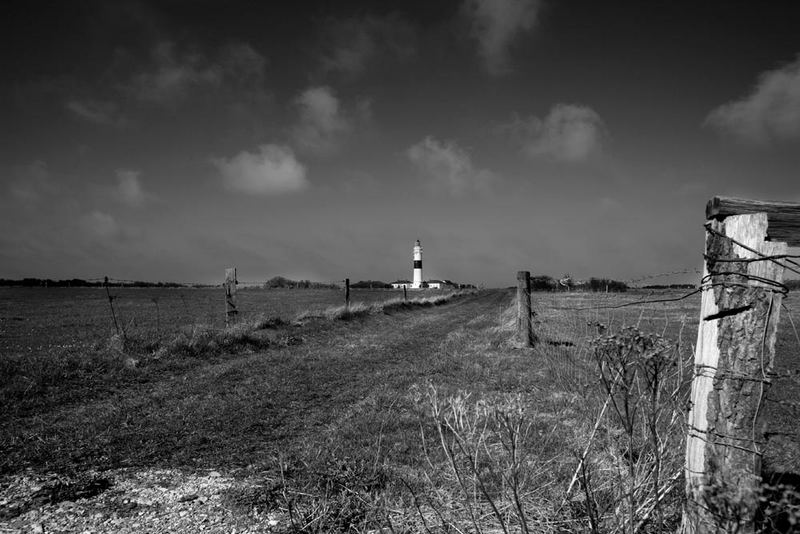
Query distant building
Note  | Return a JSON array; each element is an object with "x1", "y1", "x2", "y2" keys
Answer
[
  {"x1": 427, "y1": 279, "x2": 457, "y2": 289},
  {"x1": 391, "y1": 280, "x2": 412, "y2": 289}
]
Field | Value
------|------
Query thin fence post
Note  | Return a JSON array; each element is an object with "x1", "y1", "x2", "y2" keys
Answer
[
  {"x1": 104, "y1": 276, "x2": 120, "y2": 336},
  {"x1": 516, "y1": 271, "x2": 534, "y2": 347},
  {"x1": 403, "y1": 285, "x2": 407, "y2": 302},
  {"x1": 681, "y1": 198, "x2": 795, "y2": 533},
  {"x1": 345, "y1": 278, "x2": 350, "y2": 309},
  {"x1": 225, "y1": 267, "x2": 238, "y2": 326}
]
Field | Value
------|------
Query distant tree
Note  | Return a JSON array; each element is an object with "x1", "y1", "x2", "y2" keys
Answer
[
  {"x1": 263, "y1": 276, "x2": 339, "y2": 289},
  {"x1": 351, "y1": 280, "x2": 391, "y2": 289},
  {"x1": 265, "y1": 276, "x2": 291, "y2": 288},
  {"x1": 588, "y1": 277, "x2": 628, "y2": 292},
  {"x1": 531, "y1": 275, "x2": 556, "y2": 291}
]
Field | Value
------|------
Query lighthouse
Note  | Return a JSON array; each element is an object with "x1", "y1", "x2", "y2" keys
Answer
[{"x1": 412, "y1": 239, "x2": 423, "y2": 288}]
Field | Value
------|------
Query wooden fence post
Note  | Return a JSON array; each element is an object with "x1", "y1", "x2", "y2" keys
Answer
[
  {"x1": 225, "y1": 267, "x2": 238, "y2": 325},
  {"x1": 681, "y1": 197, "x2": 799, "y2": 533},
  {"x1": 516, "y1": 271, "x2": 534, "y2": 347},
  {"x1": 345, "y1": 278, "x2": 350, "y2": 309},
  {"x1": 403, "y1": 285, "x2": 408, "y2": 302}
]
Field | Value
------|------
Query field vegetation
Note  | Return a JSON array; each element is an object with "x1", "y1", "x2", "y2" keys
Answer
[{"x1": 1, "y1": 286, "x2": 799, "y2": 532}]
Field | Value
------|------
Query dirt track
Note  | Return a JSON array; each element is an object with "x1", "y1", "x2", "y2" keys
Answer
[{"x1": 1, "y1": 289, "x2": 513, "y2": 532}]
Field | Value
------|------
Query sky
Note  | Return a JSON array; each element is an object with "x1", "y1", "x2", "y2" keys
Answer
[{"x1": 2, "y1": 0, "x2": 800, "y2": 286}]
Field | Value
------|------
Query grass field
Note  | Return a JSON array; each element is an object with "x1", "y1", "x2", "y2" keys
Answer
[
  {"x1": 1, "y1": 287, "x2": 799, "y2": 532},
  {"x1": 0, "y1": 286, "x2": 438, "y2": 355}
]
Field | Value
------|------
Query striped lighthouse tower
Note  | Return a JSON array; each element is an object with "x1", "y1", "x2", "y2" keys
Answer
[{"x1": 412, "y1": 239, "x2": 423, "y2": 288}]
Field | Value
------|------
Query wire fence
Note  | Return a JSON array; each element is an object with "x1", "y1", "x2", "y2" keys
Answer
[
  {"x1": 512, "y1": 222, "x2": 800, "y2": 529},
  {"x1": 0, "y1": 278, "x2": 444, "y2": 357},
  {"x1": 2, "y1": 252, "x2": 799, "y2": 492}
]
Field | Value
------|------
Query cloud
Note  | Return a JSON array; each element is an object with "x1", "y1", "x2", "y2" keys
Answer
[
  {"x1": 115, "y1": 169, "x2": 148, "y2": 206},
  {"x1": 81, "y1": 211, "x2": 120, "y2": 240},
  {"x1": 320, "y1": 14, "x2": 416, "y2": 76},
  {"x1": 127, "y1": 41, "x2": 267, "y2": 105},
  {"x1": 292, "y1": 86, "x2": 366, "y2": 154},
  {"x1": 463, "y1": 0, "x2": 542, "y2": 76},
  {"x1": 706, "y1": 56, "x2": 800, "y2": 144},
  {"x1": 128, "y1": 42, "x2": 221, "y2": 104},
  {"x1": 504, "y1": 104, "x2": 605, "y2": 161},
  {"x1": 8, "y1": 161, "x2": 58, "y2": 202},
  {"x1": 220, "y1": 43, "x2": 268, "y2": 86},
  {"x1": 213, "y1": 145, "x2": 308, "y2": 195},
  {"x1": 66, "y1": 99, "x2": 129, "y2": 127},
  {"x1": 407, "y1": 136, "x2": 493, "y2": 194}
]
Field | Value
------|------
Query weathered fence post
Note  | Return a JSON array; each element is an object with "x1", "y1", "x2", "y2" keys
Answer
[
  {"x1": 516, "y1": 271, "x2": 534, "y2": 347},
  {"x1": 345, "y1": 278, "x2": 350, "y2": 309},
  {"x1": 403, "y1": 285, "x2": 407, "y2": 302},
  {"x1": 681, "y1": 197, "x2": 800, "y2": 533},
  {"x1": 225, "y1": 267, "x2": 238, "y2": 325}
]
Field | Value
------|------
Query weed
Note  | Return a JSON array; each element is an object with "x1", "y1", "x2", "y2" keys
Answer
[{"x1": 588, "y1": 326, "x2": 687, "y2": 533}]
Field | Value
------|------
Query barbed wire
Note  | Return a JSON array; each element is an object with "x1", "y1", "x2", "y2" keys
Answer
[
  {"x1": 551, "y1": 223, "x2": 798, "y2": 312},
  {"x1": 705, "y1": 225, "x2": 800, "y2": 277},
  {"x1": 544, "y1": 221, "x2": 800, "y2": 473},
  {"x1": 551, "y1": 288, "x2": 704, "y2": 312},
  {"x1": 85, "y1": 277, "x2": 194, "y2": 285},
  {"x1": 625, "y1": 268, "x2": 702, "y2": 285}
]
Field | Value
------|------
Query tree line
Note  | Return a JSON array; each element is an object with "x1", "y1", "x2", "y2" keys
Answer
[
  {"x1": 0, "y1": 278, "x2": 187, "y2": 288},
  {"x1": 528, "y1": 275, "x2": 628, "y2": 292},
  {"x1": 262, "y1": 276, "x2": 340, "y2": 289}
]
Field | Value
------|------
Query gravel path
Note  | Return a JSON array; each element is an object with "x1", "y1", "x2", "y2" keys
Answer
[{"x1": 1, "y1": 468, "x2": 283, "y2": 533}]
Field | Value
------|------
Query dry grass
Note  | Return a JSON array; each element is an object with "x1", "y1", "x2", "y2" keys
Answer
[{"x1": 294, "y1": 290, "x2": 473, "y2": 322}]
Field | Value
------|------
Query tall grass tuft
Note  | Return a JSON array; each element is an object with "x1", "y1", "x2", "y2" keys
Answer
[{"x1": 151, "y1": 314, "x2": 289, "y2": 359}]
